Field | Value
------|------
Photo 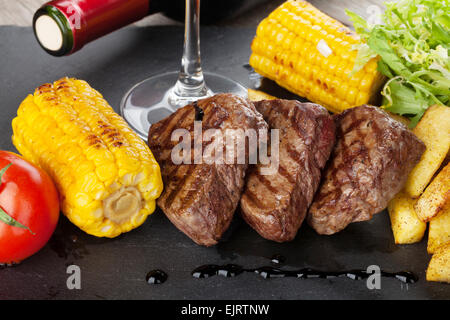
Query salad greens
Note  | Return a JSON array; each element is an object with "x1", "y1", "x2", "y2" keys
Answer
[{"x1": 347, "y1": 0, "x2": 449, "y2": 126}]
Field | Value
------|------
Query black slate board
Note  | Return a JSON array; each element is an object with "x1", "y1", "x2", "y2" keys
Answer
[{"x1": 0, "y1": 26, "x2": 448, "y2": 300}]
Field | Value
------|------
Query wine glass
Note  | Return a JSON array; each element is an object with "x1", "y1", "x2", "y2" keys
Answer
[{"x1": 120, "y1": 0, "x2": 247, "y2": 140}]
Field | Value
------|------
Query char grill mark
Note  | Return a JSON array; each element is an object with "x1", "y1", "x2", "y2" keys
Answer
[
  {"x1": 240, "y1": 99, "x2": 335, "y2": 243},
  {"x1": 255, "y1": 172, "x2": 279, "y2": 194},
  {"x1": 161, "y1": 107, "x2": 193, "y2": 147},
  {"x1": 277, "y1": 165, "x2": 296, "y2": 185},
  {"x1": 308, "y1": 105, "x2": 426, "y2": 235},
  {"x1": 163, "y1": 165, "x2": 196, "y2": 209}
]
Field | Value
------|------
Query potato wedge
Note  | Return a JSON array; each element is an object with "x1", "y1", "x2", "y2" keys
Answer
[
  {"x1": 386, "y1": 111, "x2": 410, "y2": 127},
  {"x1": 415, "y1": 162, "x2": 450, "y2": 222},
  {"x1": 428, "y1": 206, "x2": 450, "y2": 254},
  {"x1": 247, "y1": 89, "x2": 276, "y2": 101},
  {"x1": 404, "y1": 105, "x2": 450, "y2": 198},
  {"x1": 388, "y1": 191, "x2": 427, "y2": 244},
  {"x1": 426, "y1": 242, "x2": 450, "y2": 283}
]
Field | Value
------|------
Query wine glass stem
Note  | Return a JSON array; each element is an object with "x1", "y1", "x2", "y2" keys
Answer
[{"x1": 173, "y1": 0, "x2": 208, "y2": 97}]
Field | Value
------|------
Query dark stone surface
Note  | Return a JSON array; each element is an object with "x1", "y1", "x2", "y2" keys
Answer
[{"x1": 0, "y1": 26, "x2": 448, "y2": 300}]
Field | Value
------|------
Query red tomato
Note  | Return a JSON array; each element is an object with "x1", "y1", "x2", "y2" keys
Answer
[{"x1": 0, "y1": 151, "x2": 59, "y2": 264}]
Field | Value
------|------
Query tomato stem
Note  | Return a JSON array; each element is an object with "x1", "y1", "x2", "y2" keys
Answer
[
  {"x1": 0, "y1": 163, "x2": 35, "y2": 235},
  {"x1": 0, "y1": 163, "x2": 12, "y2": 187}
]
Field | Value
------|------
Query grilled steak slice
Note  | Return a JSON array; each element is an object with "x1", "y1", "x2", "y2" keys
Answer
[
  {"x1": 308, "y1": 105, "x2": 426, "y2": 235},
  {"x1": 148, "y1": 93, "x2": 267, "y2": 246},
  {"x1": 240, "y1": 100, "x2": 335, "y2": 242}
]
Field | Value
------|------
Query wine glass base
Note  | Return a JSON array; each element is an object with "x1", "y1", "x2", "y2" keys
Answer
[{"x1": 120, "y1": 71, "x2": 247, "y2": 140}]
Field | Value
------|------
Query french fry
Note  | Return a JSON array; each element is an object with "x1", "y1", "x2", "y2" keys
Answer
[
  {"x1": 428, "y1": 206, "x2": 450, "y2": 254},
  {"x1": 247, "y1": 89, "x2": 276, "y2": 101},
  {"x1": 415, "y1": 162, "x2": 450, "y2": 222},
  {"x1": 426, "y1": 242, "x2": 450, "y2": 283},
  {"x1": 388, "y1": 191, "x2": 427, "y2": 244},
  {"x1": 404, "y1": 105, "x2": 450, "y2": 198}
]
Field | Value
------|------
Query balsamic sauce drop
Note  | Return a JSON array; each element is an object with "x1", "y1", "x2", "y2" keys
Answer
[
  {"x1": 191, "y1": 264, "x2": 417, "y2": 284},
  {"x1": 0, "y1": 262, "x2": 18, "y2": 269},
  {"x1": 146, "y1": 269, "x2": 168, "y2": 284},
  {"x1": 193, "y1": 101, "x2": 204, "y2": 121},
  {"x1": 270, "y1": 254, "x2": 286, "y2": 266}
]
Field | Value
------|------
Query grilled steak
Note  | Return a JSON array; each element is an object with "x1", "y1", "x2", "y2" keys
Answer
[
  {"x1": 240, "y1": 99, "x2": 335, "y2": 242},
  {"x1": 308, "y1": 105, "x2": 425, "y2": 235},
  {"x1": 148, "y1": 93, "x2": 267, "y2": 246}
]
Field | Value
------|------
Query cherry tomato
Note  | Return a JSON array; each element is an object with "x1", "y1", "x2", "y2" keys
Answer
[{"x1": 0, "y1": 151, "x2": 59, "y2": 264}]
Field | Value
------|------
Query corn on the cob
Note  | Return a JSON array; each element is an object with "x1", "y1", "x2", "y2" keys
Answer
[
  {"x1": 12, "y1": 77, "x2": 163, "y2": 238},
  {"x1": 249, "y1": 0, "x2": 386, "y2": 113}
]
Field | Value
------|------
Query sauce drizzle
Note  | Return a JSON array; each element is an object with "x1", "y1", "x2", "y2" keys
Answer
[{"x1": 191, "y1": 264, "x2": 417, "y2": 284}]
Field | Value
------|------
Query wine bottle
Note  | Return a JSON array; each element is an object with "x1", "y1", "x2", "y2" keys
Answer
[{"x1": 33, "y1": 0, "x2": 270, "y2": 57}]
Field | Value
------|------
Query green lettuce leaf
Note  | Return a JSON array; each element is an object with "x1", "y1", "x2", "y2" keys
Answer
[
  {"x1": 345, "y1": 9, "x2": 370, "y2": 37},
  {"x1": 347, "y1": 0, "x2": 449, "y2": 126},
  {"x1": 382, "y1": 79, "x2": 430, "y2": 116}
]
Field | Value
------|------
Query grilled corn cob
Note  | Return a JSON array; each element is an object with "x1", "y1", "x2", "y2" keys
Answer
[
  {"x1": 249, "y1": 0, "x2": 386, "y2": 113},
  {"x1": 12, "y1": 78, "x2": 163, "y2": 238}
]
